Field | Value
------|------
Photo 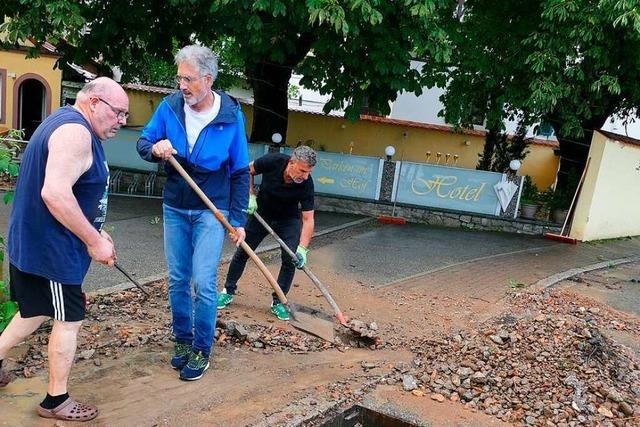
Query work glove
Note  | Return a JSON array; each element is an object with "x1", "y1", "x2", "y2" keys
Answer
[
  {"x1": 246, "y1": 194, "x2": 258, "y2": 215},
  {"x1": 295, "y1": 245, "x2": 309, "y2": 269}
]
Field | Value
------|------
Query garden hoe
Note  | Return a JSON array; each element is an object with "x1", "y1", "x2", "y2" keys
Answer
[
  {"x1": 167, "y1": 156, "x2": 337, "y2": 342},
  {"x1": 252, "y1": 212, "x2": 379, "y2": 343},
  {"x1": 114, "y1": 262, "x2": 150, "y2": 299}
]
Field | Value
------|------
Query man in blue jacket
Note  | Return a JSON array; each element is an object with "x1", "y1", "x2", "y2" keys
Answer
[{"x1": 137, "y1": 45, "x2": 249, "y2": 381}]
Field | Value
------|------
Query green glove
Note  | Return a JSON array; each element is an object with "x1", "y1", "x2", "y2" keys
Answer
[
  {"x1": 295, "y1": 245, "x2": 309, "y2": 269},
  {"x1": 246, "y1": 194, "x2": 258, "y2": 215}
]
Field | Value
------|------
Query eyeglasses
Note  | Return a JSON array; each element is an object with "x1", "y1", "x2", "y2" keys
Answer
[
  {"x1": 175, "y1": 74, "x2": 207, "y2": 85},
  {"x1": 97, "y1": 98, "x2": 129, "y2": 121}
]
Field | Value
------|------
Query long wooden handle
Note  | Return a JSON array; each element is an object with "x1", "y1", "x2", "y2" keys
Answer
[
  {"x1": 560, "y1": 157, "x2": 591, "y2": 236},
  {"x1": 167, "y1": 156, "x2": 287, "y2": 304},
  {"x1": 253, "y1": 212, "x2": 348, "y2": 325}
]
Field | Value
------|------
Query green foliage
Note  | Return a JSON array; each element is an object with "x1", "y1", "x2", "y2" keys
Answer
[
  {"x1": 520, "y1": 175, "x2": 540, "y2": 205},
  {"x1": 425, "y1": 0, "x2": 640, "y2": 141},
  {"x1": 0, "y1": 129, "x2": 23, "y2": 332},
  {"x1": 543, "y1": 187, "x2": 572, "y2": 211},
  {"x1": 0, "y1": 281, "x2": 18, "y2": 333},
  {"x1": 542, "y1": 168, "x2": 580, "y2": 211},
  {"x1": 477, "y1": 120, "x2": 531, "y2": 172},
  {"x1": 0, "y1": 0, "x2": 452, "y2": 137}
]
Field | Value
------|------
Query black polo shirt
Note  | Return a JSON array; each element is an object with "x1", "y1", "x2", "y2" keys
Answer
[{"x1": 254, "y1": 153, "x2": 314, "y2": 221}]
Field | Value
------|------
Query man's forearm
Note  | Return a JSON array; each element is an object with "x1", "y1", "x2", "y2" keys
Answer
[
  {"x1": 249, "y1": 173, "x2": 256, "y2": 195},
  {"x1": 300, "y1": 218, "x2": 314, "y2": 248}
]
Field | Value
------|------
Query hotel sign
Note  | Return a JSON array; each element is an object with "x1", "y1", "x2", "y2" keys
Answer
[
  {"x1": 395, "y1": 162, "x2": 503, "y2": 215},
  {"x1": 283, "y1": 148, "x2": 381, "y2": 199}
]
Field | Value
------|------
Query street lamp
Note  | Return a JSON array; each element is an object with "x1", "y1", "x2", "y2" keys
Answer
[
  {"x1": 509, "y1": 159, "x2": 522, "y2": 172},
  {"x1": 271, "y1": 133, "x2": 283, "y2": 144},
  {"x1": 385, "y1": 145, "x2": 396, "y2": 161}
]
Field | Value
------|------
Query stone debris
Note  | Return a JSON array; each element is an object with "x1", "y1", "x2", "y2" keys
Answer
[
  {"x1": 5, "y1": 280, "x2": 378, "y2": 378},
  {"x1": 391, "y1": 289, "x2": 640, "y2": 425}
]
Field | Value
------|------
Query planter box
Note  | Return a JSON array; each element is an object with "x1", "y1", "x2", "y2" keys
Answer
[{"x1": 520, "y1": 203, "x2": 539, "y2": 219}]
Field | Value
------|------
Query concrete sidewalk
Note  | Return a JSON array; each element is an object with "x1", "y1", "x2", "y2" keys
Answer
[{"x1": 359, "y1": 224, "x2": 640, "y2": 303}]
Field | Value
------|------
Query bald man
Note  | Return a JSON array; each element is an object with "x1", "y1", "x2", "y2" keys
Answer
[{"x1": 0, "y1": 77, "x2": 128, "y2": 422}]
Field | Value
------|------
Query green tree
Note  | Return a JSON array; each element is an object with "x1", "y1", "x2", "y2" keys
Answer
[
  {"x1": 1, "y1": 0, "x2": 451, "y2": 144},
  {"x1": 0, "y1": 130, "x2": 22, "y2": 332},
  {"x1": 477, "y1": 120, "x2": 530, "y2": 172},
  {"x1": 425, "y1": 0, "x2": 640, "y2": 189}
]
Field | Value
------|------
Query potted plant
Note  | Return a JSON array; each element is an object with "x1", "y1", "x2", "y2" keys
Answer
[
  {"x1": 546, "y1": 187, "x2": 572, "y2": 224},
  {"x1": 519, "y1": 175, "x2": 540, "y2": 219}
]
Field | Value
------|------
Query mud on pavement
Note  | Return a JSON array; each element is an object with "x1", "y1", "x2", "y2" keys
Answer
[{"x1": 2, "y1": 247, "x2": 640, "y2": 426}]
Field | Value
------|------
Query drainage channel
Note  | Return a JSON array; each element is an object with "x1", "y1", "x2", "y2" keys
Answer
[{"x1": 317, "y1": 405, "x2": 419, "y2": 427}]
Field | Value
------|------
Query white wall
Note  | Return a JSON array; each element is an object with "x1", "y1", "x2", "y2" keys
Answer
[{"x1": 571, "y1": 131, "x2": 640, "y2": 241}]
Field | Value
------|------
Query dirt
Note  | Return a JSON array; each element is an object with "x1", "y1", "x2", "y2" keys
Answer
[{"x1": 1, "y1": 247, "x2": 639, "y2": 426}]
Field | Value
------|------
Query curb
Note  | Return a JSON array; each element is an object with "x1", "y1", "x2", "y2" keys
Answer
[
  {"x1": 91, "y1": 217, "x2": 374, "y2": 296},
  {"x1": 533, "y1": 254, "x2": 640, "y2": 289}
]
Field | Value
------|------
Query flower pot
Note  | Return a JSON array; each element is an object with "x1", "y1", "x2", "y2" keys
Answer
[
  {"x1": 552, "y1": 208, "x2": 569, "y2": 224},
  {"x1": 520, "y1": 203, "x2": 539, "y2": 219}
]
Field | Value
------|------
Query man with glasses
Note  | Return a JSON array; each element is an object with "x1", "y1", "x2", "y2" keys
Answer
[
  {"x1": 0, "y1": 77, "x2": 128, "y2": 421},
  {"x1": 137, "y1": 45, "x2": 249, "y2": 381},
  {"x1": 218, "y1": 145, "x2": 317, "y2": 321}
]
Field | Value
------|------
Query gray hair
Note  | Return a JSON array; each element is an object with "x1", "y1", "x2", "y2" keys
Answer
[
  {"x1": 175, "y1": 45, "x2": 219, "y2": 81},
  {"x1": 291, "y1": 145, "x2": 317, "y2": 167}
]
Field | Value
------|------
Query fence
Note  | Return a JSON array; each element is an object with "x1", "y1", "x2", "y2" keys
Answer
[{"x1": 5, "y1": 130, "x2": 523, "y2": 217}]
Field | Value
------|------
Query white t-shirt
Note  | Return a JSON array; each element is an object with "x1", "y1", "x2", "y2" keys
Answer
[{"x1": 184, "y1": 92, "x2": 221, "y2": 153}]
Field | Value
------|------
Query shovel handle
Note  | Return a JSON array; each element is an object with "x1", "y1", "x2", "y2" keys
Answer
[
  {"x1": 253, "y1": 212, "x2": 348, "y2": 325},
  {"x1": 167, "y1": 156, "x2": 288, "y2": 304}
]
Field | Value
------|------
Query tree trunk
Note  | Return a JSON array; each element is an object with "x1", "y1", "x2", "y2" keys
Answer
[
  {"x1": 246, "y1": 61, "x2": 292, "y2": 144},
  {"x1": 477, "y1": 128, "x2": 498, "y2": 171},
  {"x1": 549, "y1": 114, "x2": 610, "y2": 191}
]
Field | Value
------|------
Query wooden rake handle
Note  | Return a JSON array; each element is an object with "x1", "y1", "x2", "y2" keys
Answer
[{"x1": 167, "y1": 156, "x2": 287, "y2": 304}]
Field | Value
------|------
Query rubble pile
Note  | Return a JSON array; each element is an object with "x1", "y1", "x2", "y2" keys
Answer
[
  {"x1": 216, "y1": 319, "x2": 333, "y2": 353},
  {"x1": 390, "y1": 290, "x2": 640, "y2": 426},
  {"x1": 6, "y1": 281, "x2": 345, "y2": 378}
]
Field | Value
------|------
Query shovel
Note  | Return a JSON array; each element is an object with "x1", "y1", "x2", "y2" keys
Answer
[
  {"x1": 167, "y1": 156, "x2": 337, "y2": 342},
  {"x1": 252, "y1": 212, "x2": 348, "y2": 327},
  {"x1": 252, "y1": 212, "x2": 377, "y2": 342}
]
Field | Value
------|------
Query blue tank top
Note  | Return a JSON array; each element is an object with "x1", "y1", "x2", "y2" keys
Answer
[{"x1": 8, "y1": 106, "x2": 110, "y2": 285}]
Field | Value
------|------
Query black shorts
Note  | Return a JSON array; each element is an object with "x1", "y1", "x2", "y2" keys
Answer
[{"x1": 9, "y1": 264, "x2": 86, "y2": 322}]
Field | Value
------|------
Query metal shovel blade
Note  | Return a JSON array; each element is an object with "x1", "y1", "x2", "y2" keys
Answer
[{"x1": 288, "y1": 302, "x2": 336, "y2": 343}]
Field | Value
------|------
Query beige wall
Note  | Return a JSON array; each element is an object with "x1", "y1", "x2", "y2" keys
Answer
[
  {"x1": 571, "y1": 131, "x2": 640, "y2": 241},
  {"x1": 126, "y1": 90, "x2": 166, "y2": 127},
  {"x1": 132, "y1": 98, "x2": 559, "y2": 187},
  {"x1": 519, "y1": 144, "x2": 559, "y2": 190},
  {"x1": 0, "y1": 49, "x2": 62, "y2": 130},
  {"x1": 242, "y1": 105, "x2": 559, "y2": 188}
]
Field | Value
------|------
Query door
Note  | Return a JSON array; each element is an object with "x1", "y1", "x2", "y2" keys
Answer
[{"x1": 17, "y1": 78, "x2": 46, "y2": 139}]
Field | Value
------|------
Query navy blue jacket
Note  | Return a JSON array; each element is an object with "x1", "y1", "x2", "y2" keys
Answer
[{"x1": 137, "y1": 91, "x2": 250, "y2": 226}]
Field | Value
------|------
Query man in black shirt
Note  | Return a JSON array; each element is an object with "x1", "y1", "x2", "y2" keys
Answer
[{"x1": 218, "y1": 145, "x2": 316, "y2": 320}]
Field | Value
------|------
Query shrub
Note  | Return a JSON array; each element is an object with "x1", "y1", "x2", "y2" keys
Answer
[{"x1": 520, "y1": 175, "x2": 540, "y2": 205}]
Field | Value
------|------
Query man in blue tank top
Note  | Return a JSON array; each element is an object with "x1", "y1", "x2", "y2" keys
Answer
[{"x1": 0, "y1": 77, "x2": 128, "y2": 422}]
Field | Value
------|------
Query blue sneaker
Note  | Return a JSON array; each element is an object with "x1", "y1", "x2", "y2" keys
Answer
[
  {"x1": 171, "y1": 342, "x2": 191, "y2": 370},
  {"x1": 180, "y1": 350, "x2": 210, "y2": 381}
]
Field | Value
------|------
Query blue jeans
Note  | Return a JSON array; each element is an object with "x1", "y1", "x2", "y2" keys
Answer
[{"x1": 163, "y1": 204, "x2": 227, "y2": 355}]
